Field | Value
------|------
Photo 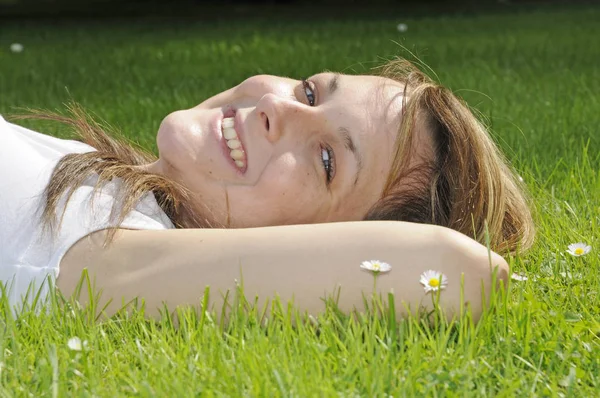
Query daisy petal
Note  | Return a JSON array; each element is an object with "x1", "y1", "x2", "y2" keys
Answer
[
  {"x1": 567, "y1": 242, "x2": 592, "y2": 257},
  {"x1": 67, "y1": 337, "x2": 83, "y2": 351},
  {"x1": 419, "y1": 270, "x2": 448, "y2": 293},
  {"x1": 511, "y1": 273, "x2": 528, "y2": 281},
  {"x1": 360, "y1": 260, "x2": 392, "y2": 274}
]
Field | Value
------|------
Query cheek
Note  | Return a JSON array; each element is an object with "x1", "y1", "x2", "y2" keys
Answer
[
  {"x1": 259, "y1": 169, "x2": 313, "y2": 217},
  {"x1": 229, "y1": 157, "x2": 322, "y2": 226},
  {"x1": 264, "y1": 155, "x2": 318, "y2": 203}
]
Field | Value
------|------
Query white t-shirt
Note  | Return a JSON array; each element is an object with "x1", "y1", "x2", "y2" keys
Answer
[{"x1": 0, "y1": 115, "x2": 174, "y2": 312}]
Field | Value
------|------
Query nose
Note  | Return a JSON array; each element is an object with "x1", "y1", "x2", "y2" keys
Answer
[{"x1": 256, "y1": 93, "x2": 309, "y2": 144}]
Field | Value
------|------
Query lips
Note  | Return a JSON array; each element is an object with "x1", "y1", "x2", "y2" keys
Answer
[{"x1": 223, "y1": 105, "x2": 236, "y2": 119}]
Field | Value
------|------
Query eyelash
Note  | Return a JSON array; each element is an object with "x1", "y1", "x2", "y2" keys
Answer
[{"x1": 302, "y1": 78, "x2": 336, "y2": 186}]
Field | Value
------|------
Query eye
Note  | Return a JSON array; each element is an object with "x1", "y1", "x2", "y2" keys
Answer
[
  {"x1": 302, "y1": 79, "x2": 316, "y2": 106},
  {"x1": 302, "y1": 78, "x2": 336, "y2": 186},
  {"x1": 321, "y1": 145, "x2": 335, "y2": 186}
]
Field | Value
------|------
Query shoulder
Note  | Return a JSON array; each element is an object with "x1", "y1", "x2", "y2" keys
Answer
[{"x1": 0, "y1": 114, "x2": 17, "y2": 138}]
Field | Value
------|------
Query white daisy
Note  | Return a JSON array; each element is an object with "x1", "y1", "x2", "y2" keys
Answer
[
  {"x1": 396, "y1": 23, "x2": 408, "y2": 32},
  {"x1": 511, "y1": 273, "x2": 528, "y2": 281},
  {"x1": 67, "y1": 337, "x2": 88, "y2": 351},
  {"x1": 10, "y1": 43, "x2": 24, "y2": 53},
  {"x1": 420, "y1": 270, "x2": 448, "y2": 293},
  {"x1": 566, "y1": 242, "x2": 591, "y2": 257},
  {"x1": 360, "y1": 260, "x2": 392, "y2": 274}
]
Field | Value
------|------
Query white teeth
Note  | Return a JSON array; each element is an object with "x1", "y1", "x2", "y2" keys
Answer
[
  {"x1": 223, "y1": 126, "x2": 237, "y2": 140},
  {"x1": 230, "y1": 149, "x2": 244, "y2": 160},
  {"x1": 226, "y1": 139, "x2": 241, "y2": 149},
  {"x1": 222, "y1": 117, "x2": 246, "y2": 169},
  {"x1": 222, "y1": 117, "x2": 235, "y2": 128}
]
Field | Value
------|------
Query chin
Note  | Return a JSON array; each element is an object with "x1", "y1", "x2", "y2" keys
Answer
[
  {"x1": 157, "y1": 111, "x2": 201, "y2": 167},
  {"x1": 157, "y1": 111, "x2": 187, "y2": 146}
]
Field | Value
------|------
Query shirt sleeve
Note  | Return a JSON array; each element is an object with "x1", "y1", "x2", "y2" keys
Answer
[
  {"x1": 47, "y1": 176, "x2": 175, "y2": 276},
  {"x1": 0, "y1": 115, "x2": 174, "y2": 315}
]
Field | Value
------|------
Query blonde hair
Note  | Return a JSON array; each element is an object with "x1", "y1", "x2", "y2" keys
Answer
[
  {"x1": 365, "y1": 58, "x2": 534, "y2": 253},
  {"x1": 12, "y1": 105, "x2": 218, "y2": 244},
  {"x1": 13, "y1": 57, "x2": 534, "y2": 253}
]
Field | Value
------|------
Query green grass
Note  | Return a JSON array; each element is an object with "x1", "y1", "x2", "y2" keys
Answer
[{"x1": 1, "y1": 4, "x2": 600, "y2": 396}]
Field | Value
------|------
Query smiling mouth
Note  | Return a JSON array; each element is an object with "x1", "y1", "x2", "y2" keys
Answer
[{"x1": 222, "y1": 117, "x2": 246, "y2": 170}]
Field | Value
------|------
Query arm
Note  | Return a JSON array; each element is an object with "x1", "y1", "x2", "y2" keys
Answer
[{"x1": 56, "y1": 221, "x2": 509, "y2": 322}]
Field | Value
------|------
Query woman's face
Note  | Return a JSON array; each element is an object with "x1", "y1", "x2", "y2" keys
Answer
[{"x1": 152, "y1": 73, "x2": 423, "y2": 228}]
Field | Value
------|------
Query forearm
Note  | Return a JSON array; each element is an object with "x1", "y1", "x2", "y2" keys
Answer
[
  {"x1": 206, "y1": 222, "x2": 507, "y2": 322},
  {"x1": 57, "y1": 221, "x2": 508, "y2": 321}
]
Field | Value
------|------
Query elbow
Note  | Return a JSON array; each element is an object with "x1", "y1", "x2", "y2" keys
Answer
[
  {"x1": 474, "y1": 249, "x2": 509, "y2": 322},
  {"x1": 474, "y1": 244, "x2": 510, "y2": 295},
  {"x1": 443, "y1": 228, "x2": 510, "y2": 322},
  {"x1": 490, "y1": 251, "x2": 510, "y2": 291}
]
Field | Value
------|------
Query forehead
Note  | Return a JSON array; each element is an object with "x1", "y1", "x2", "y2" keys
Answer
[
  {"x1": 315, "y1": 73, "x2": 405, "y2": 146},
  {"x1": 317, "y1": 72, "x2": 405, "y2": 117},
  {"x1": 349, "y1": 74, "x2": 404, "y2": 134},
  {"x1": 317, "y1": 73, "x2": 407, "y2": 219}
]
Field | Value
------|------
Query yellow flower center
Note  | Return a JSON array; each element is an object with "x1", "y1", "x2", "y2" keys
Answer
[
  {"x1": 575, "y1": 248, "x2": 584, "y2": 255},
  {"x1": 373, "y1": 263, "x2": 380, "y2": 270},
  {"x1": 428, "y1": 278, "x2": 440, "y2": 287}
]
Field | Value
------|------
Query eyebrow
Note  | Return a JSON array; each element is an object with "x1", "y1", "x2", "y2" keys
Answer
[
  {"x1": 328, "y1": 73, "x2": 340, "y2": 96},
  {"x1": 338, "y1": 126, "x2": 363, "y2": 187},
  {"x1": 323, "y1": 73, "x2": 363, "y2": 187},
  {"x1": 329, "y1": 74, "x2": 363, "y2": 187}
]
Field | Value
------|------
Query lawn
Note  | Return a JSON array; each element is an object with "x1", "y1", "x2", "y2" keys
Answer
[{"x1": 1, "y1": 4, "x2": 599, "y2": 396}]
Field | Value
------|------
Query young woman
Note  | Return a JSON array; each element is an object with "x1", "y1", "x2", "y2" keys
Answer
[{"x1": 0, "y1": 58, "x2": 534, "y2": 321}]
